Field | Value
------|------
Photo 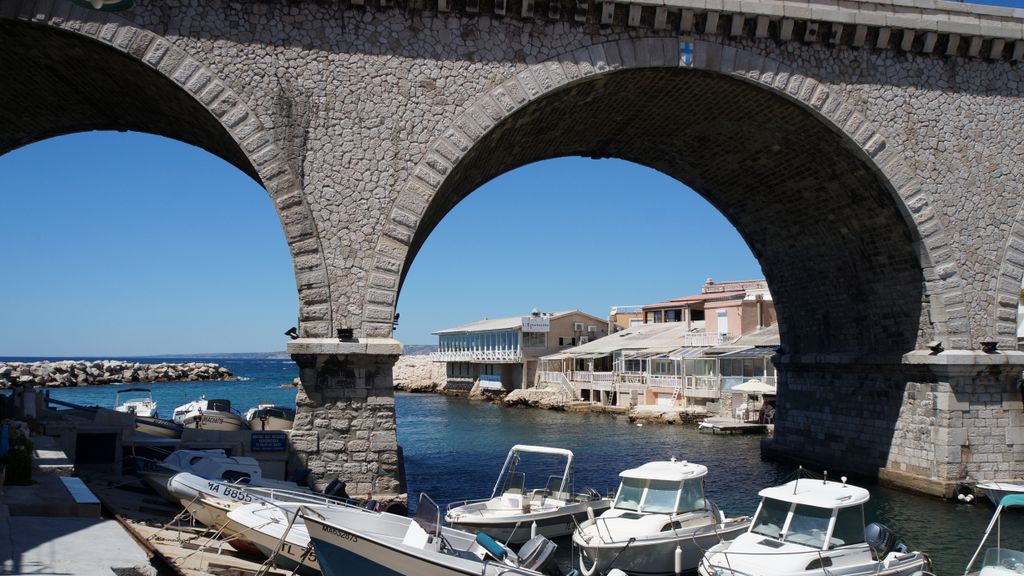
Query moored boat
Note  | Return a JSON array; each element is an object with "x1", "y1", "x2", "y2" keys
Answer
[
  {"x1": 172, "y1": 396, "x2": 248, "y2": 431},
  {"x1": 964, "y1": 494, "x2": 1024, "y2": 576},
  {"x1": 573, "y1": 459, "x2": 749, "y2": 576},
  {"x1": 131, "y1": 415, "x2": 183, "y2": 438},
  {"x1": 445, "y1": 444, "x2": 612, "y2": 544},
  {"x1": 698, "y1": 475, "x2": 930, "y2": 576},
  {"x1": 115, "y1": 387, "x2": 159, "y2": 418},
  {"x1": 977, "y1": 482, "x2": 1024, "y2": 507},
  {"x1": 136, "y1": 449, "x2": 303, "y2": 503},
  {"x1": 245, "y1": 402, "x2": 295, "y2": 431},
  {"x1": 304, "y1": 493, "x2": 563, "y2": 576}
]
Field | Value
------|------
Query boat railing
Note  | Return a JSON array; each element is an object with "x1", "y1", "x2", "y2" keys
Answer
[
  {"x1": 446, "y1": 497, "x2": 494, "y2": 513},
  {"x1": 697, "y1": 543, "x2": 899, "y2": 576}
]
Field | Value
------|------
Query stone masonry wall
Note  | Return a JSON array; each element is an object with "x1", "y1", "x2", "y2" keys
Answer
[
  {"x1": 89, "y1": 0, "x2": 1022, "y2": 349},
  {"x1": 290, "y1": 352, "x2": 403, "y2": 498}
]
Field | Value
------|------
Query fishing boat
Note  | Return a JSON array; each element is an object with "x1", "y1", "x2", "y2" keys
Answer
[
  {"x1": 136, "y1": 449, "x2": 303, "y2": 503},
  {"x1": 304, "y1": 493, "x2": 562, "y2": 576},
  {"x1": 166, "y1": 472, "x2": 339, "y2": 563},
  {"x1": 573, "y1": 459, "x2": 749, "y2": 576},
  {"x1": 115, "y1": 387, "x2": 159, "y2": 418},
  {"x1": 132, "y1": 415, "x2": 184, "y2": 439},
  {"x1": 228, "y1": 501, "x2": 325, "y2": 575},
  {"x1": 245, "y1": 402, "x2": 296, "y2": 431},
  {"x1": 172, "y1": 396, "x2": 248, "y2": 431},
  {"x1": 976, "y1": 482, "x2": 1024, "y2": 507},
  {"x1": 964, "y1": 494, "x2": 1024, "y2": 576},
  {"x1": 698, "y1": 475, "x2": 930, "y2": 576},
  {"x1": 445, "y1": 444, "x2": 612, "y2": 544}
]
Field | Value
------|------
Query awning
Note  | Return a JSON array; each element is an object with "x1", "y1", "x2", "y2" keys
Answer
[
  {"x1": 731, "y1": 379, "x2": 777, "y2": 394},
  {"x1": 720, "y1": 346, "x2": 777, "y2": 359}
]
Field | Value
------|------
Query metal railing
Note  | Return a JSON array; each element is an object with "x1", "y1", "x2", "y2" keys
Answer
[{"x1": 429, "y1": 350, "x2": 523, "y2": 363}]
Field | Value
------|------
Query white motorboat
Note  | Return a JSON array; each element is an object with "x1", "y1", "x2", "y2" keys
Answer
[
  {"x1": 228, "y1": 501, "x2": 326, "y2": 575},
  {"x1": 573, "y1": 459, "x2": 750, "y2": 576},
  {"x1": 245, "y1": 402, "x2": 296, "y2": 431},
  {"x1": 977, "y1": 482, "x2": 1024, "y2": 507},
  {"x1": 115, "y1": 387, "x2": 159, "y2": 418},
  {"x1": 167, "y1": 472, "x2": 341, "y2": 564},
  {"x1": 304, "y1": 493, "x2": 562, "y2": 576},
  {"x1": 698, "y1": 476, "x2": 931, "y2": 576},
  {"x1": 131, "y1": 415, "x2": 183, "y2": 439},
  {"x1": 446, "y1": 444, "x2": 612, "y2": 544},
  {"x1": 136, "y1": 449, "x2": 303, "y2": 503},
  {"x1": 172, "y1": 396, "x2": 248, "y2": 431},
  {"x1": 964, "y1": 494, "x2": 1024, "y2": 576}
]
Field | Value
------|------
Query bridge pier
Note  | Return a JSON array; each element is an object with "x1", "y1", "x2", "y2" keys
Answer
[
  {"x1": 287, "y1": 339, "x2": 406, "y2": 504},
  {"x1": 764, "y1": 350, "x2": 1024, "y2": 497}
]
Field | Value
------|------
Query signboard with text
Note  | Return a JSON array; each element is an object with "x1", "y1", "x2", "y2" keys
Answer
[
  {"x1": 521, "y1": 317, "x2": 550, "y2": 332},
  {"x1": 251, "y1": 431, "x2": 289, "y2": 452}
]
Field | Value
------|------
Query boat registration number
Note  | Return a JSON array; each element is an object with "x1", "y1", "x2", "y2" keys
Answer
[
  {"x1": 205, "y1": 481, "x2": 255, "y2": 503},
  {"x1": 323, "y1": 524, "x2": 359, "y2": 543}
]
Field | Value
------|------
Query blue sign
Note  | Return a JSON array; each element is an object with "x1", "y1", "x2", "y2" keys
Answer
[
  {"x1": 251, "y1": 431, "x2": 288, "y2": 452},
  {"x1": 679, "y1": 36, "x2": 694, "y2": 66}
]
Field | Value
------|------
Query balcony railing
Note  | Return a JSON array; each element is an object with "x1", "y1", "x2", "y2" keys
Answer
[
  {"x1": 537, "y1": 371, "x2": 574, "y2": 396},
  {"x1": 429, "y1": 349, "x2": 523, "y2": 363}
]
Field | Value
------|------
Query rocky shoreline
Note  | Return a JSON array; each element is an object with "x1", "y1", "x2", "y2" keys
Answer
[{"x1": 0, "y1": 360, "x2": 236, "y2": 388}]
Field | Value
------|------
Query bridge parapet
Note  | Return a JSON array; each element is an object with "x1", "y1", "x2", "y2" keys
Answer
[{"x1": 418, "y1": 0, "x2": 1024, "y2": 60}]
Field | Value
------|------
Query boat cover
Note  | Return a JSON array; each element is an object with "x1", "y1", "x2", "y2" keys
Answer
[{"x1": 1000, "y1": 494, "x2": 1024, "y2": 507}]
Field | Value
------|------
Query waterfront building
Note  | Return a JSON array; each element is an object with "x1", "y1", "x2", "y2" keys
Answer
[
  {"x1": 430, "y1": 309, "x2": 609, "y2": 393},
  {"x1": 541, "y1": 279, "x2": 779, "y2": 415},
  {"x1": 640, "y1": 278, "x2": 776, "y2": 338}
]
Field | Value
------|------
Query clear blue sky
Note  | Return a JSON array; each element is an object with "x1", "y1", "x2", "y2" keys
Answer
[{"x1": 0, "y1": 131, "x2": 762, "y2": 356}]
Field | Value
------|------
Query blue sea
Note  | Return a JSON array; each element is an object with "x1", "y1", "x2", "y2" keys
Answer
[{"x1": 5, "y1": 356, "x2": 1022, "y2": 575}]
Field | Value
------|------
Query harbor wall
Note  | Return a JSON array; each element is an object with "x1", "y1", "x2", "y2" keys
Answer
[{"x1": 0, "y1": 361, "x2": 235, "y2": 389}]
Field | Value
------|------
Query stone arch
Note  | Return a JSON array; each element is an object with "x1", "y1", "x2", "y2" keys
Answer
[
  {"x1": 0, "y1": 1, "x2": 333, "y2": 338},
  {"x1": 994, "y1": 202, "x2": 1024, "y2": 348},
  {"x1": 366, "y1": 36, "x2": 967, "y2": 354}
]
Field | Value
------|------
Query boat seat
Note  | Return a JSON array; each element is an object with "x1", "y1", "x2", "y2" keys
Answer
[{"x1": 474, "y1": 532, "x2": 507, "y2": 561}]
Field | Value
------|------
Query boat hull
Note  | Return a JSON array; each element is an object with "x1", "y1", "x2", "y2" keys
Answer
[
  {"x1": 576, "y1": 519, "x2": 749, "y2": 576},
  {"x1": 305, "y1": 509, "x2": 543, "y2": 576},
  {"x1": 978, "y1": 483, "x2": 1024, "y2": 506},
  {"x1": 247, "y1": 414, "x2": 294, "y2": 431},
  {"x1": 133, "y1": 416, "x2": 182, "y2": 438},
  {"x1": 228, "y1": 505, "x2": 319, "y2": 576},
  {"x1": 451, "y1": 500, "x2": 611, "y2": 544},
  {"x1": 180, "y1": 496, "x2": 264, "y2": 557},
  {"x1": 181, "y1": 411, "x2": 248, "y2": 431}
]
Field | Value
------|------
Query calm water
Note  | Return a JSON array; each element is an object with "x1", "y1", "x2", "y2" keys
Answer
[{"x1": 13, "y1": 357, "x2": 1023, "y2": 575}]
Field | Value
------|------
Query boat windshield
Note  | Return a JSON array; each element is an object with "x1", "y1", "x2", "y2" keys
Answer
[
  {"x1": 614, "y1": 478, "x2": 644, "y2": 511},
  {"x1": 751, "y1": 497, "x2": 790, "y2": 538},
  {"x1": 982, "y1": 547, "x2": 1024, "y2": 572},
  {"x1": 784, "y1": 504, "x2": 833, "y2": 549},
  {"x1": 614, "y1": 478, "x2": 705, "y2": 514}
]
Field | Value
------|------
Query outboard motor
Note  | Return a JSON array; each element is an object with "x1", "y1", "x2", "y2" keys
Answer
[
  {"x1": 517, "y1": 534, "x2": 559, "y2": 574},
  {"x1": 864, "y1": 522, "x2": 897, "y2": 561}
]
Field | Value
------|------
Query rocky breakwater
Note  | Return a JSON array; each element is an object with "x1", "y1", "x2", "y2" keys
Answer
[
  {"x1": 0, "y1": 360, "x2": 236, "y2": 388},
  {"x1": 391, "y1": 355, "x2": 445, "y2": 393}
]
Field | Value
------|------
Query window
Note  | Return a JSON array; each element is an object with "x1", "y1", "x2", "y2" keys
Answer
[
  {"x1": 785, "y1": 504, "x2": 834, "y2": 549},
  {"x1": 574, "y1": 322, "x2": 585, "y2": 331},
  {"x1": 752, "y1": 498, "x2": 791, "y2": 539},
  {"x1": 652, "y1": 310, "x2": 663, "y2": 323},
  {"x1": 630, "y1": 319, "x2": 643, "y2": 327},
  {"x1": 614, "y1": 477, "x2": 644, "y2": 511},
  {"x1": 665, "y1": 309, "x2": 681, "y2": 322},
  {"x1": 523, "y1": 332, "x2": 546, "y2": 348},
  {"x1": 678, "y1": 478, "x2": 706, "y2": 513},
  {"x1": 642, "y1": 480, "x2": 680, "y2": 514},
  {"x1": 717, "y1": 310, "x2": 729, "y2": 337},
  {"x1": 830, "y1": 505, "x2": 865, "y2": 548}
]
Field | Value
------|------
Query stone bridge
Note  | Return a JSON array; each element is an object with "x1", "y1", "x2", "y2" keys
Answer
[{"x1": 3, "y1": 0, "x2": 1024, "y2": 498}]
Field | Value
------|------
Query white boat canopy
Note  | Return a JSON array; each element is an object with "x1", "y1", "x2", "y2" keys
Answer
[
  {"x1": 619, "y1": 460, "x2": 708, "y2": 482},
  {"x1": 491, "y1": 445, "x2": 575, "y2": 498},
  {"x1": 757, "y1": 479, "x2": 870, "y2": 509}
]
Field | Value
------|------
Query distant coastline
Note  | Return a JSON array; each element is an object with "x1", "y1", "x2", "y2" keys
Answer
[{"x1": 0, "y1": 344, "x2": 437, "y2": 363}]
